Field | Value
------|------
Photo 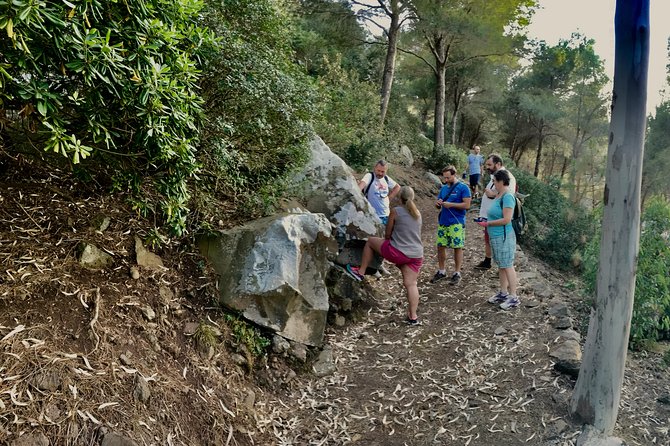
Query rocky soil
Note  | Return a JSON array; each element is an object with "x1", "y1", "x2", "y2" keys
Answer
[{"x1": 0, "y1": 157, "x2": 668, "y2": 446}]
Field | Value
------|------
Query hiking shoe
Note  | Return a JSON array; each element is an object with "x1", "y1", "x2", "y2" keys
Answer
[
  {"x1": 345, "y1": 264, "x2": 364, "y2": 282},
  {"x1": 488, "y1": 291, "x2": 508, "y2": 304},
  {"x1": 473, "y1": 217, "x2": 487, "y2": 223},
  {"x1": 405, "y1": 318, "x2": 421, "y2": 326},
  {"x1": 500, "y1": 295, "x2": 520, "y2": 310},
  {"x1": 449, "y1": 272, "x2": 462, "y2": 285},
  {"x1": 429, "y1": 271, "x2": 447, "y2": 284},
  {"x1": 378, "y1": 264, "x2": 391, "y2": 275},
  {"x1": 475, "y1": 259, "x2": 492, "y2": 270}
]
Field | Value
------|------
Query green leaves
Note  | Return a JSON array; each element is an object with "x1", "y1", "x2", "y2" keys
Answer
[
  {"x1": 511, "y1": 167, "x2": 595, "y2": 269},
  {"x1": 195, "y1": 0, "x2": 314, "y2": 219},
  {"x1": 0, "y1": 0, "x2": 213, "y2": 235},
  {"x1": 643, "y1": 101, "x2": 670, "y2": 202},
  {"x1": 583, "y1": 196, "x2": 670, "y2": 349}
]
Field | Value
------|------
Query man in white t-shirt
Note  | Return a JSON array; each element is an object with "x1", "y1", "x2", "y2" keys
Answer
[
  {"x1": 358, "y1": 160, "x2": 401, "y2": 276},
  {"x1": 358, "y1": 160, "x2": 401, "y2": 226},
  {"x1": 475, "y1": 153, "x2": 516, "y2": 269}
]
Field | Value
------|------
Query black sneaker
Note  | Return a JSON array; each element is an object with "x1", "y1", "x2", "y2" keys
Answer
[
  {"x1": 405, "y1": 318, "x2": 421, "y2": 326},
  {"x1": 429, "y1": 271, "x2": 447, "y2": 284},
  {"x1": 449, "y1": 272, "x2": 462, "y2": 285},
  {"x1": 475, "y1": 259, "x2": 492, "y2": 270}
]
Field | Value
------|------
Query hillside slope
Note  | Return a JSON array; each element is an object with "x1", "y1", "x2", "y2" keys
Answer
[{"x1": 0, "y1": 158, "x2": 668, "y2": 445}]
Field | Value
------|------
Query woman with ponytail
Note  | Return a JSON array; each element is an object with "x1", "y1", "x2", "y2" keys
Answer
[{"x1": 346, "y1": 186, "x2": 424, "y2": 325}]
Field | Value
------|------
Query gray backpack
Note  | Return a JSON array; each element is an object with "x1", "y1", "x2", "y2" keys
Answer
[{"x1": 501, "y1": 193, "x2": 527, "y2": 240}]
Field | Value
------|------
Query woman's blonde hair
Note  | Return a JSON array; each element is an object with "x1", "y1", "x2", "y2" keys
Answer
[{"x1": 400, "y1": 186, "x2": 420, "y2": 219}]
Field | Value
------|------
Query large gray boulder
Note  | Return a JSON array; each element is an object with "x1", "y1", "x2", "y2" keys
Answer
[
  {"x1": 388, "y1": 144, "x2": 414, "y2": 167},
  {"x1": 291, "y1": 136, "x2": 383, "y2": 244},
  {"x1": 290, "y1": 136, "x2": 384, "y2": 270},
  {"x1": 424, "y1": 171, "x2": 443, "y2": 190},
  {"x1": 198, "y1": 213, "x2": 336, "y2": 346}
]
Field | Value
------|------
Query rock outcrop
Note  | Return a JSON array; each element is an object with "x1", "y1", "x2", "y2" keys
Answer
[
  {"x1": 199, "y1": 213, "x2": 336, "y2": 346},
  {"x1": 290, "y1": 136, "x2": 383, "y2": 245},
  {"x1": 388, "y1": 144, "x2": 414, "y2": 167}
]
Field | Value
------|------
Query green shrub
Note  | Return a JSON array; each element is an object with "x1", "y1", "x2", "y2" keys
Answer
[
  {"x1": 581, "y1": 206, "x2": 602, "y2": 295},
  {"x1": 424, "y1": 145, "x2": 468, "y2": 174},
  {"x1": 343, "y1": 138, "x2": 385, "y2": 170},
  {"x1": 582, "y1": 195, "x2": 670, "y2": 349},
  {"x1": 631, "y1": 196, "x2": 670, "y2": 346},
  {"x1": 193, "y1": 322, "x2": 219, "y2": 353},
  {"x1": 408, "y1": 134, "x2": 436, "y2": 160},
  {"x1": 225, "y1": 315, "x2": 271, "y2": 359},
  {"x1": 195, "y1": 0, "x2": 315, "y2": 222},
  {"x1": 511, "y1": 168, "x2": 596, "y2": 269},
  {"x1": 312, "y1": 56, "x2": 382, "y2": 162},
  {"x1": 663, "y1": 348, "x2": 670, "y2": 368},
  {"x1": 0, "y1": 0, "x2": 211, "y2": 235}
]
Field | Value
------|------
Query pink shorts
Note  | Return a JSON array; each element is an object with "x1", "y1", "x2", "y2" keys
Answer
[{"x1": 380, "y1": 240, "x2": 423, "y2": 273}]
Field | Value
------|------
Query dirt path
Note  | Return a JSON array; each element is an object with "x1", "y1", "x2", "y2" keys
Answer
[
  {"x1": 0, "y1": 159, "x2": 666, "y2": 446},
  {"x1": 263, "y1": 194, "x2": 669, "y2": 446}
]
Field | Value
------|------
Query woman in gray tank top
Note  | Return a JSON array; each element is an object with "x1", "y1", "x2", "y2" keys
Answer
[{"x1": 346, "y1": 186, "x2": 425, "y2": 325}]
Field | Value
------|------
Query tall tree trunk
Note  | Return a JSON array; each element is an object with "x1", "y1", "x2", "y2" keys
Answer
[
  {"x1": 510, "y1": 110, "x2": 521, "y2": 160},
  {"x1": 420, "y1": 101, "x2": 430, "y2": 132},
  {"x1": 430, "y1": 36, "x2": 449, "y2": 154},
  {"x1": 469, "y1": 119, "x2": 483, "y2": 149},
  {"x1": 434, "y1": 63, "x2": 446, "y2": 151},
  {"x1": 379, "y1": 1, "x2": 401, "y2": 125},
  {"x1": 450, "y1": 83, "x2": 462, "y2": 145},
  {"x1": 547, "y1": 146, "x2": 557, "y2": 177},
  {"x1": 570, "y1": 0, "x2": 649, "y2": 436},
  {"x1": 568, "y1": 123, "x2": 583, "y2": 202},
  {"x1": 560, "y1": 156, "x2": 569, "y2": 180},
  {"x1": 450, "y1": 106, "x2": 458, "y2": 145},
  {"x1": 533, "y1": 121, "x2": 544, "y2": 177}
]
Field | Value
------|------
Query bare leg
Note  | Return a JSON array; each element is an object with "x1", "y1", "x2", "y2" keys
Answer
[
  {"x1": 499, "y1": 267, "x2": 509, "y2": 294},
  {"x1": 400, "y1": 265, "x2": 420, "y2": 320},
  {"x1": 485, "y1": 238, "x2": 492, "y2": 258},
  {"x1": 454, "y1": 248, "x2": 463, "y2": 273},
  {"x1": 501, "y1": 267, "x2": 517, "y2": 295},
  {"x1": 360, "y1": 237, "x2": 385, "y2": 273},
  {"x1": 437, "y1": 246, "x2": 446, "y2": 270}
]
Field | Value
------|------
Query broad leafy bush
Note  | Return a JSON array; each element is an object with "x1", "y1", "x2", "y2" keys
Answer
[
  {"x1": 0, "y1": 0, "x2": 211, "y2": 234},
  {"x1": 511, "y1": 168, "x2": 595, "y2": 269},
  {"x1": 343, "y1": 138, "x2": 385, "y2": 170},
  {"x1": 583, "y1": 196, "x2": 670, "y2": 348},
  {"x1": 424, "y1": 145, "x2": 468, "y2": 174},
  {"x1": 195, "y1": 0, "x2": 315, "y2": 220},
  {"x1": 314, "y1": 61, "x2": 432, "y2": 170},
  {"x1": 312, "y1": 56, "x2": 384, "y2": 167}
]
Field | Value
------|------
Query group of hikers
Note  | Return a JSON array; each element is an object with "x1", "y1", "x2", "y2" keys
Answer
[{"x1": 345, "y1": 148, "x2": 520, "y2": 326}]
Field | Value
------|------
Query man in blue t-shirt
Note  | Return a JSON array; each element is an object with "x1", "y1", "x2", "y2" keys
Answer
[
  {"x1": 467, "y1": 145, "x2": 484, "y2": 198},
  {"x1": 430, "y1": 165, "x2": 472, "y2": 285}
]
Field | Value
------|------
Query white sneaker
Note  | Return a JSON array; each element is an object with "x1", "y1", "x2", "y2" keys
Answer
[
  {"x1": 488, "y1": 291, "x2": 508, "y2": 304},
  {"x1": 500, "y1": 295, "x2": 520, "y2": 310}
]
